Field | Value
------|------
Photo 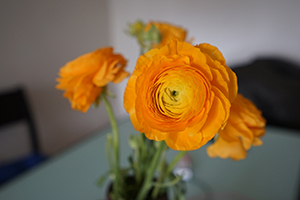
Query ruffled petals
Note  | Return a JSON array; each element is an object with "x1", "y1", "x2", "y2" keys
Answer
[
  {"x1": 57, "y1": 47, "x2": 129, "y2": 112},
  {"x1": 124, "y1": 40, "x2": 238, "y2": 150}
]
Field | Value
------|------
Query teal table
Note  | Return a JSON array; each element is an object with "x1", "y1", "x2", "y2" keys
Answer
[{"x1": 0, "y1": 118, "x2": 300, "y2": 200}]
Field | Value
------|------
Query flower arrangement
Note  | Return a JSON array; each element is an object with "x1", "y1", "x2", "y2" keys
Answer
[{"x1": 56, "y1": 20, "x2": 266, "y2": 200}]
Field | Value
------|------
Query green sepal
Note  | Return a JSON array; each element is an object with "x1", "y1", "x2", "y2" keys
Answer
[{"x1": 126, "y1": 20, "x2": 145, "y2": 37}]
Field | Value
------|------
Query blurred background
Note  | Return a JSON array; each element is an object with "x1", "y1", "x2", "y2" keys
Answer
[{"x1": 0, "y1": 0, "x2": 299, "y2": 162}]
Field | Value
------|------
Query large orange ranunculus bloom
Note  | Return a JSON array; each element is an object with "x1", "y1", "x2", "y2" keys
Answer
[
  {"x1": 56, "y1": 47, "x2": 129, "y2": 113},
  {"x1": 124, "y1": 40, "x2": 238, "y2": 151},
  {"x1": 145, "y1": 21, "x2": 187, "y2": 48},
  {"x1": 207, "y1": 94, "x2": 266, "y2": 160}
]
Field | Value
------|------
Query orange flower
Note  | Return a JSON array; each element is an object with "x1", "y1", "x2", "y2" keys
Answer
[
  {"x1": 56, "y1": 47, "x2": 129, "y2": 112},
  {"x1": 124, "y1": 40, "x2": 238, "y2": 150},
  {"x1": 145, "y1": 21, "x2": 187, "y2": 48},
  {"x1": 207, "y1": 94, "x2": 266, "y2": 160}
]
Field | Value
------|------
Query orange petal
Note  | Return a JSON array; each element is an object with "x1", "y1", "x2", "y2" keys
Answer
[
  {"x1": 197, "y1": 43, "x2": 226, "y2": 66},
  {"x1": 165, "y1": 129, "x2": 204, "y2": 151},
  {"x1": 207, "y1": 136, "x2": 247, "y2": 161},
  {"x1": 201, "y1": 89, "x2": 228, "y2": 137}
]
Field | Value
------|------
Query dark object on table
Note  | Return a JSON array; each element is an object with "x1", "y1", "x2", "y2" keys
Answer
[
  {"x1": 232, "y1": 58, "x2": 300, "y2": 131},
  {"x1": 0, "y1": 87, "x2": 46, "y2": 186}
]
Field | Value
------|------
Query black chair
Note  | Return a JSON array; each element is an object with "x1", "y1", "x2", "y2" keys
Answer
[
  {"x1": 0, "y1": 87, "x2": 46, "y2": 186},
  {"x1": 232, "y1": 58, "x2": 300, "y2": 131}
]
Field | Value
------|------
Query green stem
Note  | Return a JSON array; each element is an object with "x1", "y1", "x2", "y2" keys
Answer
[
  {"x1": 135, "y1": 134, "x2": 145, "y2": 184},
  {"x1": 166, "y1": 151, "x2": 187, "y2": 176},
  {"x1": 152, "y1": 175, "x2": 182, "y2": 188},
  {"x1": 152, "y1": 151, "x2": 187, "y2": 199},
  {"x1": 136, "y1": 141, "x2": 165, "y2": 200},
  {"x1": 102, "y1": 94, "x2": 120, "y2": 199},
  {"x1": 151, "y1": 145, "x2": 168, "y2": 199}
]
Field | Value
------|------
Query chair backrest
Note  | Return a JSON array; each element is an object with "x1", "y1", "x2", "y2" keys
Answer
[{"x1": 0, "y1": 87, "x2": 40, "y2": 154}]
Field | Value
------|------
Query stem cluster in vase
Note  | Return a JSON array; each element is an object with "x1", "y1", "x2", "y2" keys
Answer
[{"x1": 101, "y1": 92, "x2": 187, "y2": 200}]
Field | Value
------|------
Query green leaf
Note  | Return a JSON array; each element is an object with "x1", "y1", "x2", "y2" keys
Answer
[
  {"x1": 128, "y1": 134, "x2": 139, "y2": 149},
  {"x1": 152, "y1": 175, "x2": 182, "y2": 188},
  {"x1": 97, "y1": 170, "x2": 110, "y2": 187}
]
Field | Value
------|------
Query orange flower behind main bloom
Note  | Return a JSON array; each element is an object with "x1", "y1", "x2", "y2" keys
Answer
[
  {"x1": 124, "y1": 40, "x2": 238, "y2": 151},
  {"x1": 145, "y1": 21, "x2": 187, "y2": 48},
  {"x1": 207, "y1": 94, "x2": 266, "y2": 160},
  {"x1": 56, "y1": 47, "x2": 129, "y2": 112}
]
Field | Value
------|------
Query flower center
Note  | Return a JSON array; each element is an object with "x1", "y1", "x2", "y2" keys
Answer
[
  {"x1": 172, "y1": 90, "x2": 179, "y2": 96},
  {"x1": 149, "y1": 65, "x2": 208, "y2": 124}
]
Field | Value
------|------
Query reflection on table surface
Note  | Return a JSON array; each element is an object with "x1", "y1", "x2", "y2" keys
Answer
[{"x1": 0, "y1": 118, "x2": 299, "y2": 200}]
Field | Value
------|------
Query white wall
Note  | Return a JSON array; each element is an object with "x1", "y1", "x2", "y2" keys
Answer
[
  {"x1": 0, "y1": 0, "x2": 113, "y2": 156},
  {"x1": 1, "y1": 0, "x2": 300, "y2": 157},
  {"x1": 108, "y1": 0, "x2": 300, "y2": 67}
]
